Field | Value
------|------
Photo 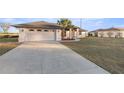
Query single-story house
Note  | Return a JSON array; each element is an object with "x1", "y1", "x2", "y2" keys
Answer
[
  {"x1": 89, "y1": 27, "x2": 124, "y2": 38},
  {"x1": 12, "y1": 21, "x2": 87, "y2": 42}
]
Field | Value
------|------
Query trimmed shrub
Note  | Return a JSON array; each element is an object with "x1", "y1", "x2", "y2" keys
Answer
[{"x1": 0, "y1": 33, "x2": 19, "y2": 38}]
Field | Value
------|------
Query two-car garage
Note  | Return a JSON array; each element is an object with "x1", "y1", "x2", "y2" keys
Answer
[
  {"x1": 18, "y1": 29, "x2": 60, "y2": 42},
  {"x1": 21, "y1": 31, "x2": 56, "y2": 42},
  {"x1": 26, "y1": 32, "x2": 55, "y2": 41}
]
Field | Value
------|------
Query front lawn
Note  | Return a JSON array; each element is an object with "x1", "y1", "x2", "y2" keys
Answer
[
  {"x1": 61, "y1": 37, "x2": 124, "y2": 74},
  {"x1": 0, "y1": 38, "x2": 19, "y2": 56},
  {"x1": 0, "y1": 43, "x2": 19, "y2": 56}
]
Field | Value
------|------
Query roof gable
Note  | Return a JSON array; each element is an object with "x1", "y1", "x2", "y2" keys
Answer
[{"x1": 12, "y1": 21, "x2": 62, "y2": 29}]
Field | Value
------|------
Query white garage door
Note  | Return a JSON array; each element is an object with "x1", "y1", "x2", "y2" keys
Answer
[{"x1": 25, "y1": 32, "x2": 55, "y2": 41}]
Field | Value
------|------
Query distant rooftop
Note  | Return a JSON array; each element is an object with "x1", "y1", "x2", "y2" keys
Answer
[{"x1": 91, "y1": 27, "x2": 124, "y2": 32}]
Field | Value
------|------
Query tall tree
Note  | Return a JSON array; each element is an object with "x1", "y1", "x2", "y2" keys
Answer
[
  {"x1": 57, "y1": 18, "x2": 72, "y2": 31},
  {"x1": 0, "y1": 23, "x2": 10, "y2": 33},
  {"x1": 57, "y1": 18, "x2": 73, "y2": 39},
  {"x1": 57, "y1": 18, "x2": 79, "y2": 39}
]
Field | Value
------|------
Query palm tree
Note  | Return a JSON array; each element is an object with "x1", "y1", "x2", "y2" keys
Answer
[
  {"x1": 57, "y1": 18, "x2": 72, "y2": 30},
  {"x1": 57, "y1": 18, "x2": 73, "y2": 39}
]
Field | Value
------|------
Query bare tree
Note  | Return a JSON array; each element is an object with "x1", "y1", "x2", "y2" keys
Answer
[
  {"x1": 107, "y1": 31, "x2": 113, "y2": 38},
  {"x1": 0, "y1": 23, "x2": 10, "y2": 33},
  {"x1": 99, "y1": 32, "x2": 104, "y2": 38}
]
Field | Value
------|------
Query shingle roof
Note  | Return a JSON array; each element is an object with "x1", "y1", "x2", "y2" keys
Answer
[{"x1": 12, "y1": 21, "x2": 63, "y2": 29}]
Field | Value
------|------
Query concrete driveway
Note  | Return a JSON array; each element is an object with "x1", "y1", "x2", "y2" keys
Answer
[{"x1": 0, "y1": 41, "x2": 109, "y2": 74}]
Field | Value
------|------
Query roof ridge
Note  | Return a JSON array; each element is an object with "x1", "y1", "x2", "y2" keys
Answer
[{"x1": 12, "y1": 21, "x2": 62, "y2": 29}]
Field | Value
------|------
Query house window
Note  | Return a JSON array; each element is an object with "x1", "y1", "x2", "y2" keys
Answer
[
  {"x1": 37, "y1": 29, "x2": 41, "y2": 31},
  {"x1": 44, "y1": 30, "x2": 48, "y2": 32},
  {"x1": 29, "y1": 29, "x2": 34, "y2": 31}
]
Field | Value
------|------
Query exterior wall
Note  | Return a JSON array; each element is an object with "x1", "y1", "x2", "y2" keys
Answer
[
  {"x1": 18, "y1": 28, "x2": 27, "y2": 42},
  {"x1": 56, "y1": 29, "x2": 62, "y2": 41},
  {"x1": 64, "y1": 30, "x2": 74, "y2": 39},
  {"x1": 120, "y1": 31, "x2": 124, "y2": 37},
  {"x1": 64, "y1": 29, "x2": 87, "y2": 39},
  {"x1": 76, "y1": 29, "x2": 87, "y2": 38},
  {"x1": 19, "y1": 31, "x2": 25, "y2": 42},
  {"x1": 98, "y1": 31, "x2": 124, "y2": 38},
  {"x1": 19, "y1": 28, "x2": 62, "y2": 42},
  {"x1": 77, "y1": 32, "x2": 87, "y2": 38},
  {"x1": 65, "y1": 31, "x2": 70, "y2": 39}
]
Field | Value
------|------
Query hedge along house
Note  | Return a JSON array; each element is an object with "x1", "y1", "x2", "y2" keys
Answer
[
  {"x1": 89, "y1": 27, "x2": 124, "y2": 38},
  {"x1": 12, "y1": 21, "x2": 87, "y2": 42}
]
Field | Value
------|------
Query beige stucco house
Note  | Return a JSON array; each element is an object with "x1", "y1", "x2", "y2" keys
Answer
[
  {"x1": 12, "y1": 21, "x2": 87, "y2": 42},
  {"x1": 89, "y1": 27, "x2": 124, "y2": 38}
]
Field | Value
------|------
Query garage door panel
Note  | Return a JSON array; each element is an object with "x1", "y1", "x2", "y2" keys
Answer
[{"x1": 25, "y1": 32, "x2": 55, "y2": 41}]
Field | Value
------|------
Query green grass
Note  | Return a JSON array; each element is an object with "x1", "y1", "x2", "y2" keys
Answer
[
  {"x1": 0, "y1": 38, "x2": 18, "y2": 42},
  {"x1": 61, "y1": 37, "x2": 124, "y2": 74}
]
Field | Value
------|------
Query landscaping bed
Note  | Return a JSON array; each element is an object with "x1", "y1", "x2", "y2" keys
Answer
[{"x1": 61, "y1": 37, "x2": 124, "y2": 74}]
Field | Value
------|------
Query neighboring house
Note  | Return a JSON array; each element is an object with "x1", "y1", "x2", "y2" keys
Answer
[
  {"x1": 88, "y1": 31, "x2": 97, "y2": 37},
  {"x1": 89, "y1": 27, "x2": 124, "y2": 38},
  {"x1": 12, "y1": 21, "x2": 87, "y2": 42}
]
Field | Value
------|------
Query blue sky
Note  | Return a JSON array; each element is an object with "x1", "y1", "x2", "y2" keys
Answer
[{"x1": 0, "y1": 18, "x2": 124, "y2": 32}]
